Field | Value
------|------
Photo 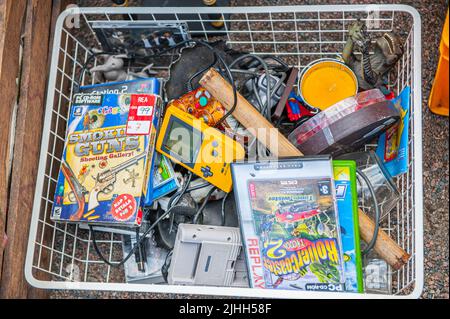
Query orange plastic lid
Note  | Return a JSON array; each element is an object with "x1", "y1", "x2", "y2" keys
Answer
[{"x1": 300, "y1": 60, "x2": 358, "y2": 110}]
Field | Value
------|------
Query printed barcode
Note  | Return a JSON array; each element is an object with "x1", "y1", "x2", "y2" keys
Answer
[{"x1": 54, "y1": 207, "x2": 62, "y2": 219}]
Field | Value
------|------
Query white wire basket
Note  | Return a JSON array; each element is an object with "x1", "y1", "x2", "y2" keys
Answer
[{"x1": 25, "y1": 4, "x2": 423, "y2": 299}]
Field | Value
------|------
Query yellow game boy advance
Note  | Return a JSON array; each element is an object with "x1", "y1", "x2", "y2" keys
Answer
[{"x1": 156, "y1": 106, "x2": 245, "y2": 192}]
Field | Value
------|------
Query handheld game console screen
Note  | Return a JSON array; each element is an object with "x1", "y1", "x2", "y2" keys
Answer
[{"x1": 162, "y1": 116, "x2": 202, "y2": 165}]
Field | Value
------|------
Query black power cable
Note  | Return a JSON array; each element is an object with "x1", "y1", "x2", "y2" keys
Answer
[
  {"x1": 193, "y1": 186, "x2": 217, "y2": 224},
  {"x1": 89, "y1": 194, "x2": 187, "y2": 268},
  {"x1": 220, "y1": 192, "x2": 230, "y2": 226},
  {"x1": 89, "y1": 173, "x2": 194, "y2": 267}
]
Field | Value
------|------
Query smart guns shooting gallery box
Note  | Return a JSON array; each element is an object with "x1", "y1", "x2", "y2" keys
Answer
[{"x1": 51, "y1": 93, "x2": 161, "y2": 226}]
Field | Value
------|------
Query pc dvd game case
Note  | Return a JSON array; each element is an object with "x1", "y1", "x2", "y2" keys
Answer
[{"x1": 231, "y1": 156, "x2": 346, "y2": 292}]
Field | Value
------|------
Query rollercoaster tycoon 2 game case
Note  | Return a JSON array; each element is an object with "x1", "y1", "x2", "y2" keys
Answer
[
  {"x1": 232, "y1": 157, "x2": 346, "y2": 291},
  {"x1": 51, "y1": 93, "x2": 161, "y2": 226}
]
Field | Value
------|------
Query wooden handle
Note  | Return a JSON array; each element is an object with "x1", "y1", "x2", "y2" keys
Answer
[
  {"x1": 200, "y1": 67, "x2": 410, "y2": 270},
  {"x1": 199, "y1": 68, "x2": 303, "y2": 158},
  {"x1": 358, "y1": 209, "x2": 410, "y2": 270}
]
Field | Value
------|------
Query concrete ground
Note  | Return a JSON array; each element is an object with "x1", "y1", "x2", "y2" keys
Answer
[{"x1": 51, "y1": 0, "x2": 449, "y2": 299}]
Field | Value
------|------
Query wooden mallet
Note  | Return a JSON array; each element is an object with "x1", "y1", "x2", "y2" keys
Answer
[{"x1": 200, "y1": 68, "x2": 410, "y2": 270}]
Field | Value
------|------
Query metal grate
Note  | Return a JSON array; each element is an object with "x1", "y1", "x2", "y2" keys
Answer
[{"x1": 26, "y1": 5, "x2": 423, "y2": 299}]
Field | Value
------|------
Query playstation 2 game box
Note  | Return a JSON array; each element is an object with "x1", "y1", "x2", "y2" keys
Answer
[{"x1": 51, "y1": 93, "x2": 161, "y2": 226}]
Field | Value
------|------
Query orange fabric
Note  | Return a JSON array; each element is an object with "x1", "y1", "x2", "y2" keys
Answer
[{"x1": 429, "y1": 10, "x2": 449, "y2": 116}]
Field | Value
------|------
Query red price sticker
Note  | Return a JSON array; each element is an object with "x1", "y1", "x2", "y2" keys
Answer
[
  {"x1": 131, "y1": 94, "x2": 156, "y2": 108},
  {"x1": 111, "y1": 194, "x2": 137, "y2": 222},
  {"x1": 126, "y1": 94, "x2": 156, "y2": 135}
]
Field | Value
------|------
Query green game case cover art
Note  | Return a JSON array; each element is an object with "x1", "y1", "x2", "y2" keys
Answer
[
  {"x1": 333, "y1": 160, "x2": 364, "y2": 293},
  {"x1": 232, "y1": 157, "x2": 346, "y2": 292}
]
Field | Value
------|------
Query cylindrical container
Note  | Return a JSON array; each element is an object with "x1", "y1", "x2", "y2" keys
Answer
[{"x1": 298, "y1": 58, "x2": 358, "y2": 111}]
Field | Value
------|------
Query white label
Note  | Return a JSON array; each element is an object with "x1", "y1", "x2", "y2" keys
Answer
[
  {"x1": 137, "y1": 105, "x2": 153, "y2": 117},
  {"x1": 126, "y1": 121, "x2": 151, "y2": 135}
]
